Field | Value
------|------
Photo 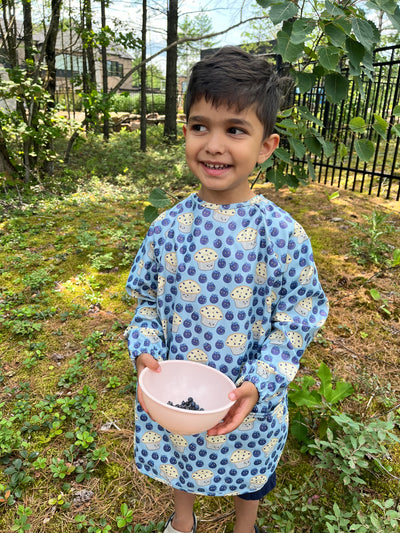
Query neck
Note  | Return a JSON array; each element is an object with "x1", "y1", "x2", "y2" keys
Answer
[{"x1": 197, "y1": 187, "x2": 256, "y2": 205}]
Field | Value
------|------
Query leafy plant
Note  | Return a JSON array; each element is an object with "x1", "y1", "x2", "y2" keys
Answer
[
  {"x1": 309, "y1": 412, "x2": 399, "y2": 487},
  {"x1": 350, "y1": 210, "x2": 398, "y2": 266},
  {"x1": 288, "y1": 362, "x2": 354, "y2": 447},
  {"x1": 369, "y1": 287, "x2": 394, "y2": 317},
  {"x1": 0, "y1": 406, "x2": 24, "y2": 459},
  {"x1": 10, "y1": 505, "x2": 32, "y2": 532},
  {"x1": 117, "y1": 503, "x2": 134, "y2": 530}
]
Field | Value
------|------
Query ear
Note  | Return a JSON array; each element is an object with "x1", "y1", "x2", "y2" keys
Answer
[
  {"x1": 183, "y1": 124, "x2": 187, "y2": 138},
  {"x1": 257, "y1": 134, "x2": 280, "y2": 164}
]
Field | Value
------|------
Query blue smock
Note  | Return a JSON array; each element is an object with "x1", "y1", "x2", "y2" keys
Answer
[{"x1": 126, "y1": 193, "x2": 328, "y2": 496}]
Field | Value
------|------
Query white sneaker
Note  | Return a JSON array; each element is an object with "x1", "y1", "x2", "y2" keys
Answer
[{"x1": 163, "y1": 513, "x2": 197, "y2": 533}]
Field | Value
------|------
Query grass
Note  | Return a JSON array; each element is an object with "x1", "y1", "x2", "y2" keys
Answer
[{"x1": 0, "y1": 128, "x2": 400, "y2": 532}]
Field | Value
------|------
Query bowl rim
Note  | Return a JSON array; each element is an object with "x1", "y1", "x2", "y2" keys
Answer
[{"x1": 138, "y1": 360, "x2": 236, "y2": 415}]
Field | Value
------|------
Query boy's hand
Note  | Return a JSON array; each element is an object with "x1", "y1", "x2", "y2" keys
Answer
[
  {"x1": 206, "y1": 381, "x2": 259, "y2": 436},
  {"x1": 135, "y1": 353, "x2": 161, "y2": 414}
]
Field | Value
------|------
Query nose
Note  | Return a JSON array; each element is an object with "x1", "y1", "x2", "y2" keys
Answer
[{"x1": 205, "y1": 131, "x2": 225, "y2": 155}]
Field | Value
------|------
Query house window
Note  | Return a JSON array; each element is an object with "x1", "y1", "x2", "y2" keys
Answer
[
  {"x1": 56, "y1": 54, "x2": 84, "y2": 78},
  {"x1": 107, "y1": 61, "x2": 123, "y2": 77}
]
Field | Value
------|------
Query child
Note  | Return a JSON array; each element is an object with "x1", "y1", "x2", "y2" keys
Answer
[{"x1": 126, "y1": 46, "x2": 329, "y2": 533}]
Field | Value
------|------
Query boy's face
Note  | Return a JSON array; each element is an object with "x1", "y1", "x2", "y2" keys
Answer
[{"x1": 183, "y1": 97, "x2": 279, "y2": 204}]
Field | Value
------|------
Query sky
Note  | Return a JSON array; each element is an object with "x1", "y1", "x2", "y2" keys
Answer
[{"x1": 99, "y1": 0, "x2": 260, "y2": 70}]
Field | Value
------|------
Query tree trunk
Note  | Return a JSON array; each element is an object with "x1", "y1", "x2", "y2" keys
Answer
[
  {"x1": 164, "y1": 0, "x2": 178, "y2": 140},
  {"x1": 41, "y1": 0, "x2": 62, "y2": 176},
  {"x1": 140, "y1": 0, "x2": 147, "y2": 151},
  {"x1": 0, "y1": 135, "x2": 17, "y2": 176},
  {"x1": 22, "y1": 0, "x2": 34, "y2": 67},
  {"x1": 101, "y1": 0, "x2": 109, "y2": 141},
  {"x1": 84, "y1": 0, "x2": 97, "y2": 86},
  {"x1": 0, "y1": 0, "x2": 18, "y2": 68}
]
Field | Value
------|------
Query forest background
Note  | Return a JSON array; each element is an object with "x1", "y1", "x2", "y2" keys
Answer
[{"x1": 1, "y1": 0, "x2": 400, "y2": 531}]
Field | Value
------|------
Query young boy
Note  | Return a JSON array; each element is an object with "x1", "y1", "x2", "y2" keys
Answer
[{"x1": 126, "y1": 47, "x2": 328, "y2": 533}]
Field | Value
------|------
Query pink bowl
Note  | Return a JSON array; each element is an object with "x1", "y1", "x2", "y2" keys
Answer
[{"x1": 139, "y1": 360, "x2": 236, "y2": 435}]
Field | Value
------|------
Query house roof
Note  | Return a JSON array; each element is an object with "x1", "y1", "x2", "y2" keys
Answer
[
  {"x1": 34, "y1": 28, "x2": 133, "y2": 60},
  {"x1": 0, "y1": 21, "x2": 133, "y2": 60}
]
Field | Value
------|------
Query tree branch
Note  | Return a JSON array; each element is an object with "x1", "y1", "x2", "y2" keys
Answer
[{"x1": 110, "y1": 14, "x2": 272, "y2": 95}]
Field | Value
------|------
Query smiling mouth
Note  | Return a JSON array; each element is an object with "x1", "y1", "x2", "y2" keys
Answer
[{"x1": 203, "y1": 162, "x2": 231, "y2": 170}]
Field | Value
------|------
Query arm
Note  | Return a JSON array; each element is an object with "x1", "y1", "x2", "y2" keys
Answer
[
  {"x1": 241, "y1": 231, "x2": 329, "y2": 416},
  {"x1": 209, "y1": 229, "x2": 328, "y2": 435},
  {"x1": 125, "y1": 230, "x2": 167, "y2": 363}
]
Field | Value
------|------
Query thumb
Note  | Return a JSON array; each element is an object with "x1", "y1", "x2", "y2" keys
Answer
[
  {"x1": 228, "y1": 381, "x2": 256, "y2": 401},
  {"x1": 146, "y1": 356, "x2": 161, "y2": 372}
]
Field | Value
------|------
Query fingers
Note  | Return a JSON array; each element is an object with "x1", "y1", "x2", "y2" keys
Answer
[
  {"x1": 136, "y1": 353, "x2": 161, "y2": 375},
  {"x1": 207, "y1": 381, "x2": 259, "y2": 436},
  {"x1": 135, "y1": 353, "x2": 161, "y2": 415}
]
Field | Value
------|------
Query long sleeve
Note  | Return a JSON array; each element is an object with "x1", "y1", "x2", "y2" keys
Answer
[
  {"x1": 238, "y1": 226, "x2": 328, "y2": 416},
  {"x1": 125, "y1": 228, "x2": 166, "y2": 362}
]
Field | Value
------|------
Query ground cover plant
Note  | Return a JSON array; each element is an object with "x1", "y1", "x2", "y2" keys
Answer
[{"x1": 0, "y1": 129, "x2": 399, "y2": 532}]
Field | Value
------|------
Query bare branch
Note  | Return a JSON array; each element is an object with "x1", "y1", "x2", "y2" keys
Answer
[{"x1": 110, "y1": 14, "x2": 271, "y2": 95}]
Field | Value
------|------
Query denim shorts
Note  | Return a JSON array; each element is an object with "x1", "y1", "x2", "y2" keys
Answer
[{"x1": 238, "y1": 471, "x2": 277, "y2": 501}]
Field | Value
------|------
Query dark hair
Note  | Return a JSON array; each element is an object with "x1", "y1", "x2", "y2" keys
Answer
[{"x1": 184, "y1": 46, "x2": 284, "y2": 137}]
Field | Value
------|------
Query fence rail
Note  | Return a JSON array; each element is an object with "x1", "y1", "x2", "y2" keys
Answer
[{"x1": 294, "y1": 44, "x2": 400, "y2": 201}]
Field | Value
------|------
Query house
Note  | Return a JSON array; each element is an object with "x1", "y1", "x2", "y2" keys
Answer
[
  {"x1": 36, "y1": 29, "x2": 134, "y2": 95},
  {"x1": 0, "y1": 22, "x2": 133, "y2": 97}
]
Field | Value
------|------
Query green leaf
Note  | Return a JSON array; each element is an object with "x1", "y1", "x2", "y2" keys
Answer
[
  {"x1": 366, "y1": 0, "x2": 399, "y2": 15},
  {"x1": 345, "y1": 38, "x2": 365, "y2": 75},
  {"x1": 317, "y1": 45, "x2": 341, "y2": 70},
  {"x1": 265, "y1": 168, "x2": 288, "y2": 190},
  {"x1": 355, "y1": 138, "x2": 375, "y2": 162},
  {"x1": 317, "y1": 362, "x2": 332, "y2": 392},
  {"x1": 392, "y1": 124, "x2": 400, "y2": 137},
  {"x1": 324, "y1": 73, "x2": 349, "y2": 103},
  {"x1": 291, "y1": 19, "x2": 316, "y2": 44},
  {"x1": 327, "y1": 190, "x2": 340, "y2": 200},
  {"x1": 274, "y1": 147, "x2": 292, "y2": 163},
  {"x1": 143, "y1": 205, "x2": 159, "y2": 224},
  {"x1": 305, "y1": 135, "x2": 322, "y2": 156},
  {"x1": 319, "y1": 138, "x2": 335, "y2": 157},
  {"x1": 326, "y1": 381, "x2": 354, "y2": 404},
  {"x1": 393, "y1": 104, "x2": 400, "y2": 116},
  {"x1": 256, "y1": 0, "x2": 277, "y2": 7},
  {"x1": 290, "y1": 417, "x2": 309, "y2": 443},
  {"x1": 386, "y1": 5, "x2": 400, "y2": 31},
  {"x1": 351, "y1": 18, "x2": 379, "y2": 50},
  {"x1": 295, "y1": 72, "x2": 317, "y2": 94},
  {"x1": 148, "y1": 188, "x2": 170, "y2": 208},
  {"x1": 370, "y1": 288, "x2": 381, "y2": 301},
  {"x1": 307, "y1": 156, "x2": 316, "y2": 182},
  {"x1": 372, "y1": 114, "x2": 388, "y2": 139},
  {"x1": 269, "y1": 1, "x2": 299, "y2": 24},
  {"x1": 298, "y1": 106, "x2": 324, "y2": 127},
  {"x1": 349, "y1": 116, "x2": 367, "y2": 133},
  {"x1": 338, "y1": 142, "x2": 347, "y2": 160},
  {"x1": 324, "y1": 21, "x2": 347, "y2": 47},
  {"x1": 274, "y1": 30, "x2": 304, "y2": 62},
  {"x1": 324, "y1": 0, "x2": 345, "y2": 16},
  {"x1": 392, "y1": 249, "x2": 400, "y2": 266},
  {"x1": 288, "y1": 137, "x2": 306, "y2": 158}
]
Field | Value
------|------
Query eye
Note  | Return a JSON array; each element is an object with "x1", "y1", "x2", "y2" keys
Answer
[
  {"x1": 190, "y1": 124, "x2": 207, "y2": 132},
  {"x1": 227, "y1": 127, "x2": 246, "y2": 135}
]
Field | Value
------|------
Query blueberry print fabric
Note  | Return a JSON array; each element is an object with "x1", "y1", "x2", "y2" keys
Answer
[{"x1": 126, "y1": 193, "x2": 328, "y2": 497}]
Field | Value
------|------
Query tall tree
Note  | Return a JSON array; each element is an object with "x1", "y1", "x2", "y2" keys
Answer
[
  {"x1": 140, "y1": 0, "x2": 147, "y2": 151},
  {"x1": 100, "y1": 0, "x2": 109, "y2": 141},
  {"x1": 164, "y1": 0, "x2": 178, "y2": 140},
  {"x1": 178, "y1": 12, "x2": 215, "y2": 76}
]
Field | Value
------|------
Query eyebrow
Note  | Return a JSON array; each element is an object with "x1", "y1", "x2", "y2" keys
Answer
[{"x1": 188, "y1": 115, "x2": 253, "y2": 130}]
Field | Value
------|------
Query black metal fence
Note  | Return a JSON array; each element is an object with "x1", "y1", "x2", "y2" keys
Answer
[{"x1": 294, "y1": 44, "x2": 400, "y2": 201}]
